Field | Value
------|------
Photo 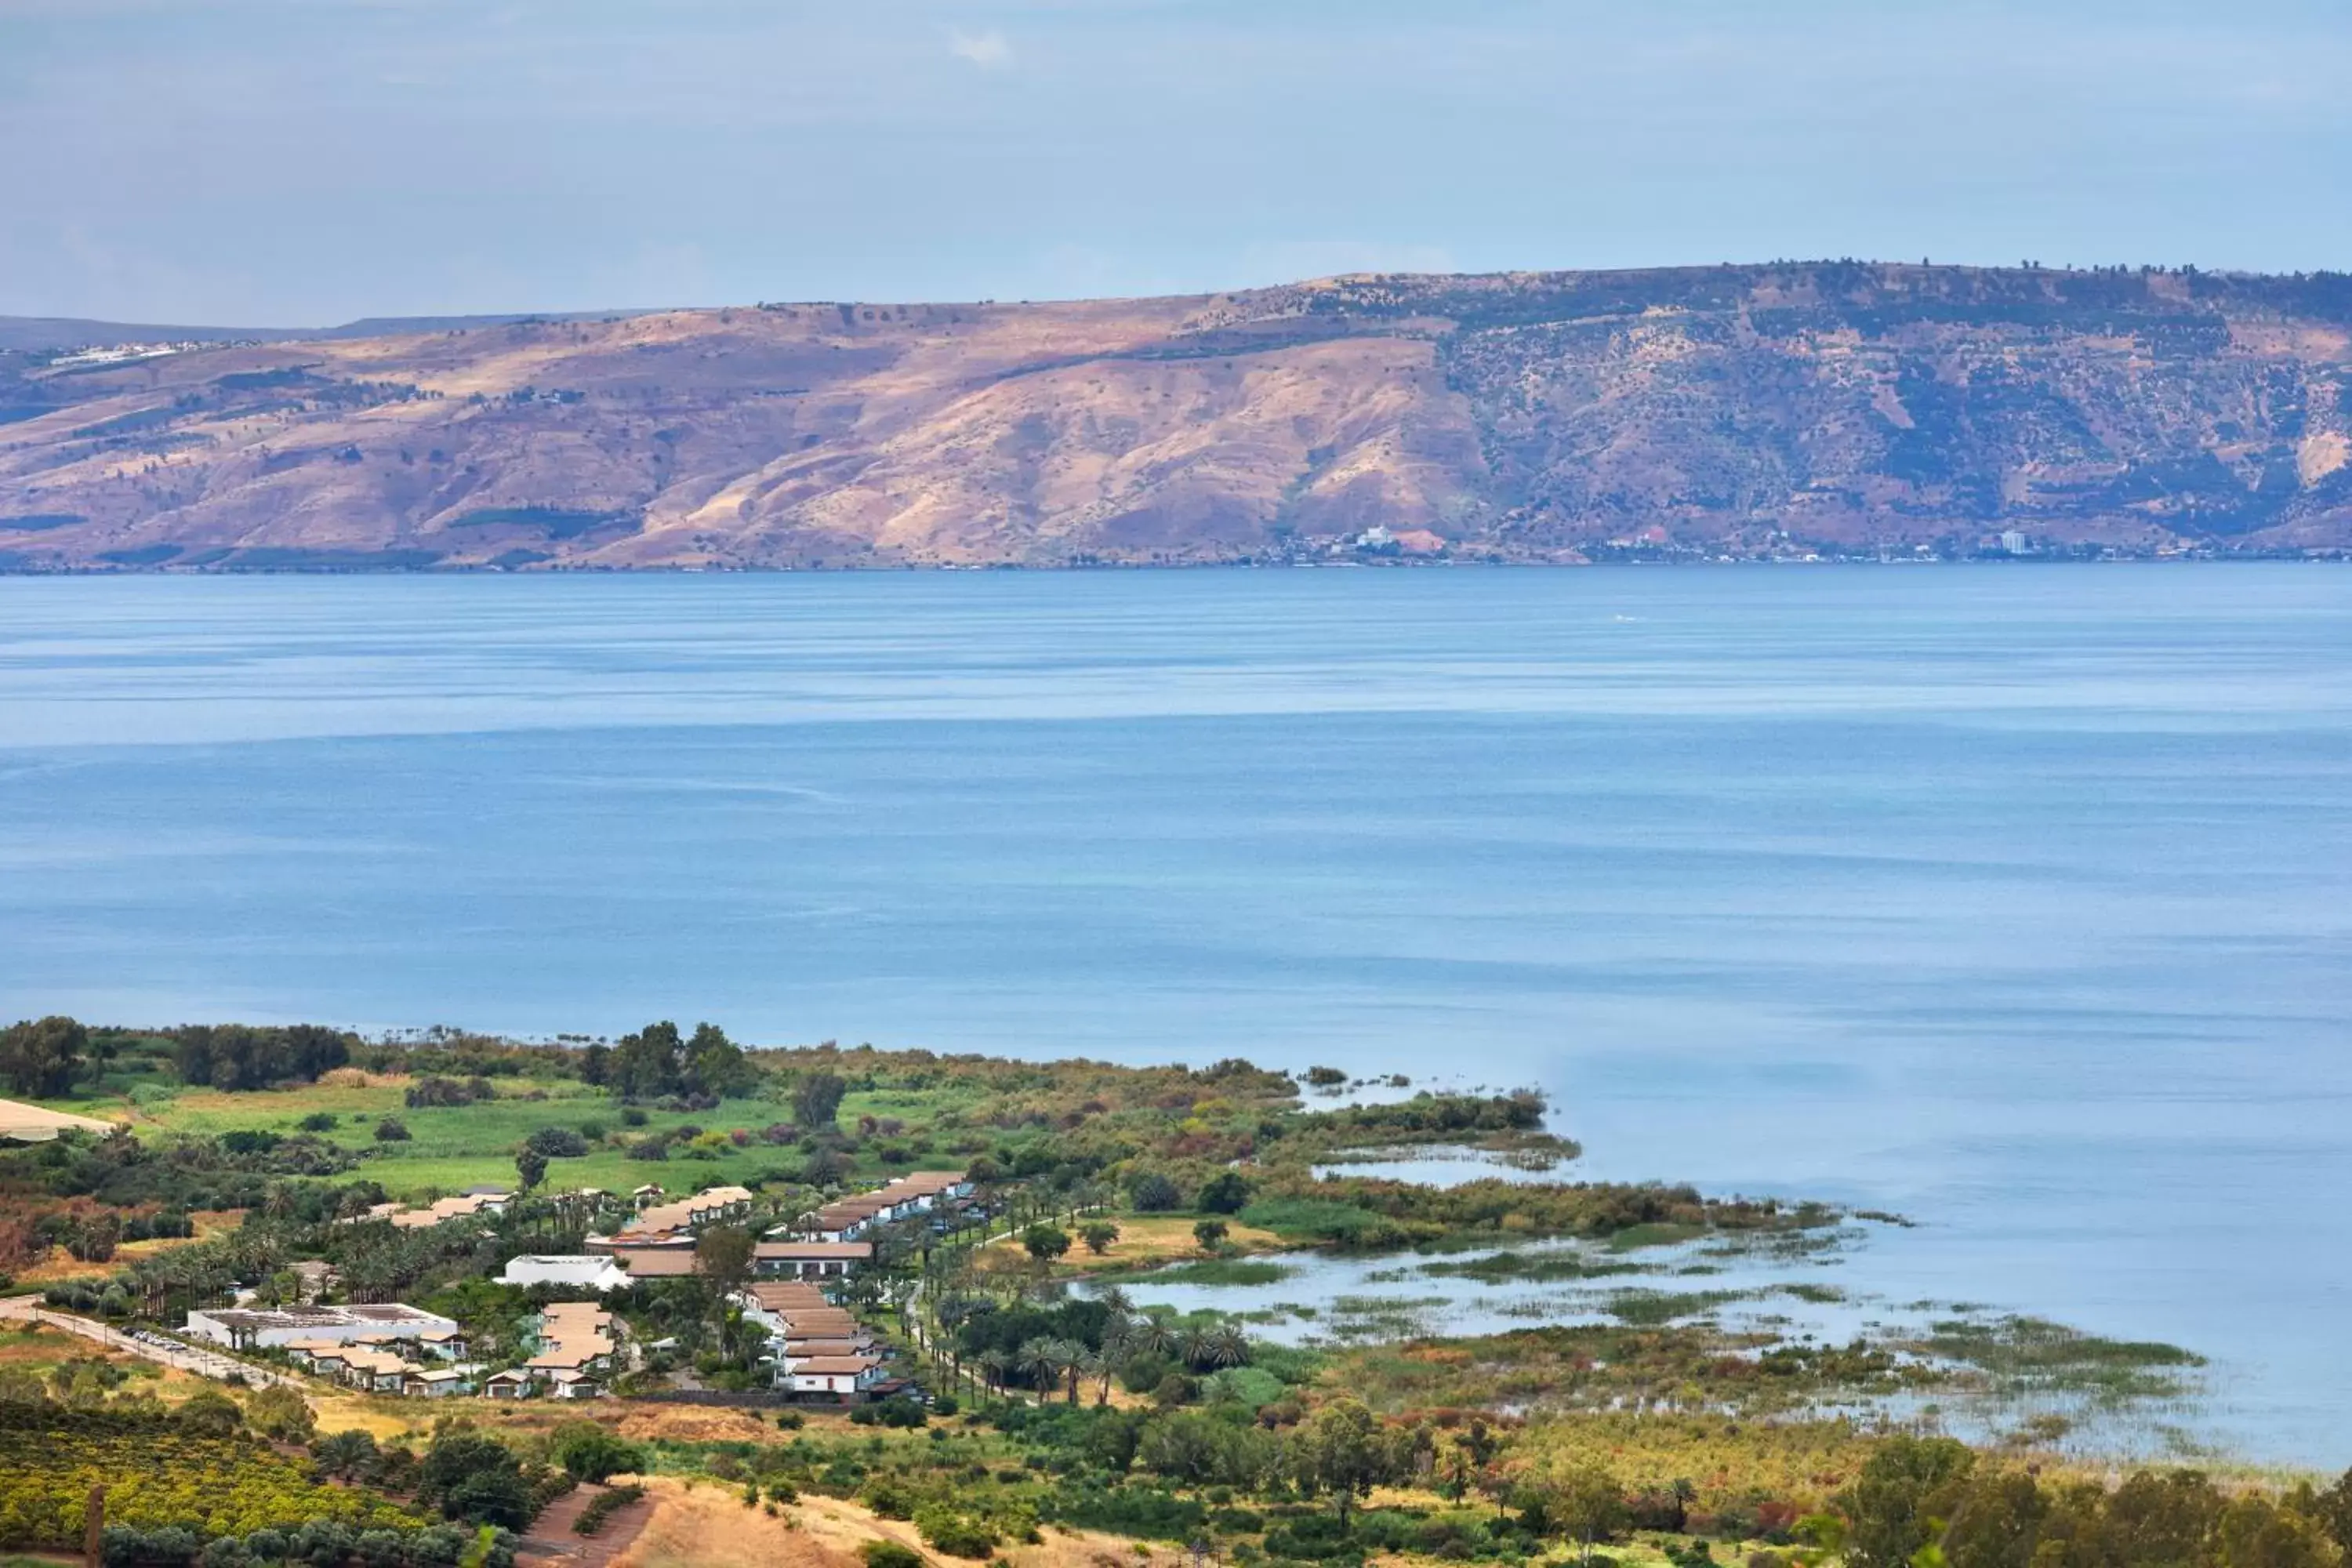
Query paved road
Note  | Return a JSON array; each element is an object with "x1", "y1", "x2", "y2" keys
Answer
[{"x1": 0, "y1": 1294, "x2": 299, "y2": 1388}]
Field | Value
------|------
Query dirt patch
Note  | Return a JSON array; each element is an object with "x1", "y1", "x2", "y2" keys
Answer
[
  {"x1": 975, "y1": 1214, "x2": 1284, "y2": 1278},
  {"x1": 614, "y1": 1483, "x2": 1191, "y2": 1568}
]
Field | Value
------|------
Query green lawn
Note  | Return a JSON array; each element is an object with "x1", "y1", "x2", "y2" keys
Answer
[{"x1": 46, "y1": 1075, "x2": 980, "y2": 1201}]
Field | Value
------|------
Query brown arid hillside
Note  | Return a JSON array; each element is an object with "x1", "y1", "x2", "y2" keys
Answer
[{"x1": 2, "y1": 261, "x2": 2349, "y2": 569}]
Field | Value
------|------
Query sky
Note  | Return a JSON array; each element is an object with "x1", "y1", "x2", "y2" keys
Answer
[{"x1": 2, "y1": 0, "x2": 2348, "y2": 326}]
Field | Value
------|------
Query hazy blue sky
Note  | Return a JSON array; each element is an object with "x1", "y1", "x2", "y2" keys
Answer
[{"x1": 3, "y1": 0, "x2": 2347, "y2": 325}]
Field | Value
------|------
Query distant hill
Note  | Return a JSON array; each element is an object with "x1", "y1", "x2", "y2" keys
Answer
[
  {"x1": 0, "y1": 309, "x2": 655, "y2": 353},
  {"x1": 2, "y1": 263, "x2": 2347, "y2": 570}
]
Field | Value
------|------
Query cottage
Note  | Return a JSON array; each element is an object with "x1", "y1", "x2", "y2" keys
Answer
[
  {"x1": 484, "y1": 1368, "x2": 537, "y2": 1400},
  {"x1": 752, "y1": 1240, "x2": 872, "y2": 1279},
  {"x1": 404, "y1": 1367, "x2": 473, "y2": 1398},
  {"x1": 781, "y1": 1355, "x2": 885, "y2": 1398}
]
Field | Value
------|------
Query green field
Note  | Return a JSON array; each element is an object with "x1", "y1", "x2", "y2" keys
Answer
[{"x1": 78, "y1": 1077, "x2": 980, "y2": 1200}]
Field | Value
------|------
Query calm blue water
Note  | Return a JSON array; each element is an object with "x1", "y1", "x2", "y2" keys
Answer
[{"x1": 2, "y1": 567, "x2": 2348, "y2": 1461}]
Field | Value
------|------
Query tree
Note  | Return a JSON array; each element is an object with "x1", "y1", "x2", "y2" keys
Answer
[
  {"x1": 515, "y1": 1147, "x2": 548, "y2": 1191},
  {"x1": 1941, "y1": 1469, "x2": 2049, "y2": 1568},
  {"x1": 1126, "y1": 1171, "x2": 1182, "y2": 1212},
  {"x1": 1022, "y1": 1224, "x2": 1071, "y2": 1265},
  {"x1": 684, "y1": 1022, "x2": 753, "y2": 1098},
  {"x1": 310, "y1": 1429, "x2": 379, "y2": 1482},
  {"x1": 696, "y1": 1224, "x2": 756, "y2": 1296},
  {"x1": 1534, "y1": 1461, "x2": 1628, "y2": 1565},
  {"x1": 2216, "y1": 1497, "x2": 2339, "y2": 1568},
  {"x1": 1290, "y1": 1399, "x2": 1395, "y2": 1526},
  {"x1": 1080, "y1": 1221, "x2": 1120, "y2": 1255},
  {"x1": 1195, "y1": 1170, "x2": 1251, "y2": 1214},
  {"x1": 2317, "y1": 1468, "x2": 2352, "y2": 1559},
  {"x1": 1192, "y1": 1218, "x2": 1229, "y2": 1252},
  {"x1": 420, "y1": 1432, "x2": 534, "y2": 1530},
  {"x1": 245, "y1": 1383, "x2": 316, "y2": 1443},
  {"x1": 793, "y1": 1070, "x2": 848, "y2": 1132},
  {"x1": 1839, "y1": 1436, "x2": 1977, "y2": 1568},
  {"x1": 175, "y1": 1389, "x2": 245, "y2": 1437},
  {"x1": 579, "y1": 1042, "x2": 612, "y2": 1087},
  {"x1": 0, "y1": 1014, "x2": 87, "y2": 1098},
  {"x1": 612, "y1": 1021, "x2": 684, "y2": 1099},
  {"x1": 550, "y1": 1421, "x2": 645, "y2": 1483}
]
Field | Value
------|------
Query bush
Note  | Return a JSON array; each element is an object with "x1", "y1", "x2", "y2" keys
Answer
[
  {"x1": 551, "y1": 1424, "x2": 644, "y2": 1483},
  {"x1": 297, "y1": 1112, "x2": 340, "y2": 1133},
  {"x1": 915, "y1": 1505, "x2": 998, "y2": 1559},
  {"x1": 1195, "y1": 1171, "x2": 1252, "y2": 1214},
  {"x1": 1126, "y1": 1172, "x2": 1182, "y2": 1213},
  {"x1": 525, "y1": 1127, "x2": 590, "y2": 1159},
  {"x1": 244, "y1": 1384, "x2": 315, "y2": 1443},
  {"x1": 373, "y1": 1119, "x2": 411, "y2": 1143},
  {"x1": 864, "y1": 1543, "x2": 928, "y2": 1568}
]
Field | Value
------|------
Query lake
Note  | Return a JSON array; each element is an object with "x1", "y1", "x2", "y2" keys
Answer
[{"x1": 1, "y1": 564, "x2": 2347, "y2": 1461}]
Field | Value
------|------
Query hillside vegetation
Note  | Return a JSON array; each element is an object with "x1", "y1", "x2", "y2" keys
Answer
[{"x1": 2, "y1": 262, "x2": 2348, "y2": 569}]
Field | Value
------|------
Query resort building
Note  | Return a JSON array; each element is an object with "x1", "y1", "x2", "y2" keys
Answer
[
  {"x1": 500, "y1": 1254, "x2": 633, "y2": 1292},
  {"x1": 786, "y1": 1170, "x2": 970, "y2": 1243},
  {"x1": 485, "y1": 1301, "x2": 620, "y2": 1399},
  {"x1": 731, "y1": 1281, "x2": 884, "y2": 1399},
  {"x1": 354, "y1": 1190, "x2": 512, "y2": 1230},
  {"x1": 617, "y1": 1184, "x2": 755, "y2": 1240},
  {"x1": 751, "y1": 1239, "x2": 872, "y2": 1279},
  {"x1": 184, "y1": 1302, "x2": 461, "y2": 1352}
]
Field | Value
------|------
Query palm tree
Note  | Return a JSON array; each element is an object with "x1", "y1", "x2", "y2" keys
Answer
[
  {"x1": 1073, "y1": 1346, "x2": 1105, "y2": 1406},
  {"x1": 1199, "y1": 1324, "x2": 1250, "y2": 1370},
  {"x1": 1176, "y1": 1327, "x2": 1211, "y2": 1370},
  {"x1": 1127, "y1": 1316, "x2": 1179, "y2": 1360},
  {"x1": 1014, "y1": 1338, "x2": 1061, "y2": 1399},
  {"x1": 976, "y1": 1348, "x2": 1012, "y2": 1398}
]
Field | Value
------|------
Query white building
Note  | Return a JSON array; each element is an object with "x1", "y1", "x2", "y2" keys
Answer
[
  {"x1": 184, "y1": 1302, "x2": 460, "y2": 1352},
  {"x1": 500, "y1": 1254, "x2": 633, "y2": 1292},
  {"x1": 781, "y1": 1356, "x2": 886, "y2": 1397}
]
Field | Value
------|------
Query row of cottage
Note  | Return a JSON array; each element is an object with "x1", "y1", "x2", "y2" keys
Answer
[
  {"x1": 184, "y1": 1298, "x2": 618, "y2": 1399},
  {"x1": 507, "y1": 1170, "x2": 975, "y2": 1287}
]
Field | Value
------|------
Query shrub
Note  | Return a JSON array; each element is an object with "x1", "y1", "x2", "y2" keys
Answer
[
  {"x1": 864, "y1": 1543, "x2": 927, "y2": 1568},
  {"x1": 524, "y1": 1127, "x2": 590, "y2": 1159},
  {"x1": 373, "y1": 1119, "x2": 411, "y2": 1143},
  {"x1": 915, "y1": 1504, "x2": 998, "y2": 1559},
  {"x1": 551, "y1": 1424, "x2": 644, "y2": 1483},
  {"x1": 1195, "y1": 1171, "x2": 1252, "y2": 1214},
  {"x1": 297, "y1": 1112, "x2": 339, "y2": 1133},
  {"x1": 1126, "y1": 1172, "x2": 1182, "y2": 1213}
]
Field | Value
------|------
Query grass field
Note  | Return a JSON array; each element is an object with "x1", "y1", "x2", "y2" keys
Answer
[{"x1": 35, "y1": 1073, "x2": 990, "y2": 1202}]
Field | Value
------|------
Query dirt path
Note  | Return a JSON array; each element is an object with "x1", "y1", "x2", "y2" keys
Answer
[
  {"x1": 516, "y1": 1482, "x2": 657, "y2": 1566},
  {"x1": 0, "y1": 1295, "x2": 300, "y2": 1389}
]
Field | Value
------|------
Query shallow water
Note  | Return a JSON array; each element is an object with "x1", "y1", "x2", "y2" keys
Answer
[{"x1": 0, "y1": 566, "x2": 2346, "y2": 1461}]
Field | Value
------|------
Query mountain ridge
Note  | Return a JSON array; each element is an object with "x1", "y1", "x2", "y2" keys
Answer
[{"x1": 3, "y1": 260, "x2": 2348, "y2": 570}]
